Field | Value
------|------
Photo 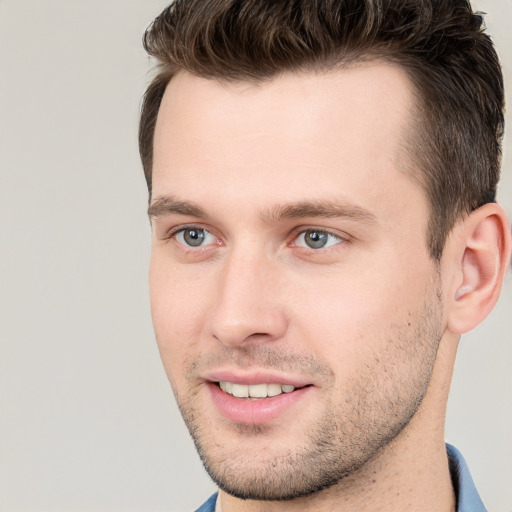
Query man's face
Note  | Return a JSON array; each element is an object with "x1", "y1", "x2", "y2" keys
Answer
[{"x1": 149, "y1": 64, "x2": 445, "y2": 500}]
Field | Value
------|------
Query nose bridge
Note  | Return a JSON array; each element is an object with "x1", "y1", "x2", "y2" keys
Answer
[{"x1": 208, "y1": 241, "x2": 287, "y2": 346}]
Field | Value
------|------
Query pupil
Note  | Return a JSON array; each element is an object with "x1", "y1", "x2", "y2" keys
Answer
[
  {"x1": 305, "y1": 230, "x2": 327, "y2": 249},
  {"x1": 184, "y1": 228, "x2": 205, "y2": 246}
]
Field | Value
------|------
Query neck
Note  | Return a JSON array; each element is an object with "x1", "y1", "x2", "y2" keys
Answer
[{"x1": 219, "y1": 335, "x2": 459, "y2": 512}]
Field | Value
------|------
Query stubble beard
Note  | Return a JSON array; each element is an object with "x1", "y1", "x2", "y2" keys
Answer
[{"x1": 174, "y1": 284, "x2": 443, "y2": 501}]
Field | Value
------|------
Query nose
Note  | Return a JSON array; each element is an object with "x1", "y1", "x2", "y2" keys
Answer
[{"x1": 208, "y1": 249, "x2": 288, "y2": 347}]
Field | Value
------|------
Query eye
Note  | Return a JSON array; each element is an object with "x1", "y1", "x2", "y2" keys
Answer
[
  {"x1": 294, "y1": 229, "x2": 342, "y2": 249},
  {"x1": 174, "y1": 227, "x2": 216, "y2": 247}
]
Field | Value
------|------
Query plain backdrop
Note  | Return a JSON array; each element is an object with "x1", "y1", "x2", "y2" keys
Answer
[{"x1": 0, "y1": 1, "x2": 510, "y2": 511}]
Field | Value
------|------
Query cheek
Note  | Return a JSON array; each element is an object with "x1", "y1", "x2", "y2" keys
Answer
[
  {"x1": 149, "y1": 256, "x2": 210, "y2": 375},
  {"x1": 291, "y1": 257, "x2": 434, "y2": 363}
]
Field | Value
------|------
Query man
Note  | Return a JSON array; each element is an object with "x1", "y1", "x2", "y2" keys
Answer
[{"x1": 139, "y1": 1, "x2": 511, "y2": 511}]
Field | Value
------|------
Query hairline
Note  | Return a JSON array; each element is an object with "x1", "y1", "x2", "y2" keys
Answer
[
  {"x1": 146, "y1": 55, "x2": 441, "y2": 257},
  {"x1": 148, "y1": 53, "x2": 431, "y2": 194}
]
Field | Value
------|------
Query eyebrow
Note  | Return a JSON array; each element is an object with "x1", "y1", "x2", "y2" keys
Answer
[
  {"x1": 148, "y1": 195, "x2": 377, "y2": 225},
  {"x1": 261, "y1": 201, "x2": 378, "y2": 224},
  {"x1": 148, "y1": 196, "x2": 207, "y2": 219}
]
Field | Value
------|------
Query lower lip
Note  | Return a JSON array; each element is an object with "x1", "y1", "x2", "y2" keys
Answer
[{"x1": 207, "y1": 383, "x2": 313, "y2": 425}]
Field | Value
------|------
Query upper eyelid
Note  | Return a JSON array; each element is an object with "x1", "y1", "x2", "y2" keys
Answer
[
  {"x1": 170, "y1": 226, "x2": 218, "y2": 250},
  {"x1": 291, "y1": 226, "x2": 348, "y2": 241},
  {"x1": 163, "y1": 224, "x2": 349, "y2": 244},
  {"x1": 297, "y1": 227, "x2": 340, "y2": 236},
  {"x1": 291, "y1": 228, "x2": 343, "y2": 246},
  {"x1": 166, "y1": 224, "x2": 212, "y2": 237}
]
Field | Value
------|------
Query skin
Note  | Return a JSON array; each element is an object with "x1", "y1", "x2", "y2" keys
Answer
[{"x1": 148, "y1": 64, "x2": 511, "y2": 512}]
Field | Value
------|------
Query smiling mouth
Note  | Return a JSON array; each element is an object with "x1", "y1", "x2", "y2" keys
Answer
[{"x1": 216, "y1": 382, "x2": 308, "y2": 399}]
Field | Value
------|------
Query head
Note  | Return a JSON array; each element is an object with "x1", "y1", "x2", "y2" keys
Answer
[
  {"x1": 140, "y1": 0, "x2": 510, "y2": 505},
  {"x1": 140, "y1": 0, "x2": 505, "y2": 260}
]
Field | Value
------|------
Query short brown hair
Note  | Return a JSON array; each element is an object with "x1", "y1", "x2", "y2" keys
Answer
[{"x1": 139, "y1": 0, "x2": 504, "y2": 259}]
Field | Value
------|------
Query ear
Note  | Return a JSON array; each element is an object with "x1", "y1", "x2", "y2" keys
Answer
[{"x1": 445, "y1": 203, "x2": 511, "y2": 335}]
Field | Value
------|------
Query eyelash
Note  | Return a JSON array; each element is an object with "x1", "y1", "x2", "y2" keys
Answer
[
  {"x1": 165, "y1": 225, "x2": 217, "y2": 247},
  {"x1": 291, "y1": 228, "x2": 343, "y2": 250},
  {"x1": 165, "y1": 225, "x2": 348, "y2": 253}
]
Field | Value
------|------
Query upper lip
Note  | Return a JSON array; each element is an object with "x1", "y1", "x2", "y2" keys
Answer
[{"x1": 203, "y1": 369, "x2": 313, "y2": 388}]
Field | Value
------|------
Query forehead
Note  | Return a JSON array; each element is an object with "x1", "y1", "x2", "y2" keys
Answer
[{"x1": 151, "y1": 63, "x2": 422, "y2": 223}]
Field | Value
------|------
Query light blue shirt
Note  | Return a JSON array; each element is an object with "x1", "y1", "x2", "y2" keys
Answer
[
  {"x1": 446, "y1": 443, "x2": 487, "y2": 512},
  {"x1": 195, "y1": 444, "x2": 487, "y2": 512}
]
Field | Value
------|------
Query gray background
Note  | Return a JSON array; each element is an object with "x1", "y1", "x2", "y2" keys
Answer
[{"x1": 0, "y1": 1, "x2": 510, "y2": 511}]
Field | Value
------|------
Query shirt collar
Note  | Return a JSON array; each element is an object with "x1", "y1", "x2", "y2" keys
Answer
[{"x1": 447, "y1": 443, "x2": 487, "y2": 512}]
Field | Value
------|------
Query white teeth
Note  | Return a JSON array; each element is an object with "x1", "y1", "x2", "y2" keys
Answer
[
  {"x1": 267, "y1": 383, "x2": 282, "y2": 397},
  {"x1": 249, "y1": 383, "x2": 267, "y2": 398},
  {"x1": 218, "y1": 382, "x2": 297, "y2": 398},
  {"x1": 231, "y1": 383, "x2": 249, "y2": 398}
]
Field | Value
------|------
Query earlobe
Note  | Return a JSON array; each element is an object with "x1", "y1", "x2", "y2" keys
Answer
[{"x1": 447, "y1": 203, "x2": 511, "y2": 335}]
